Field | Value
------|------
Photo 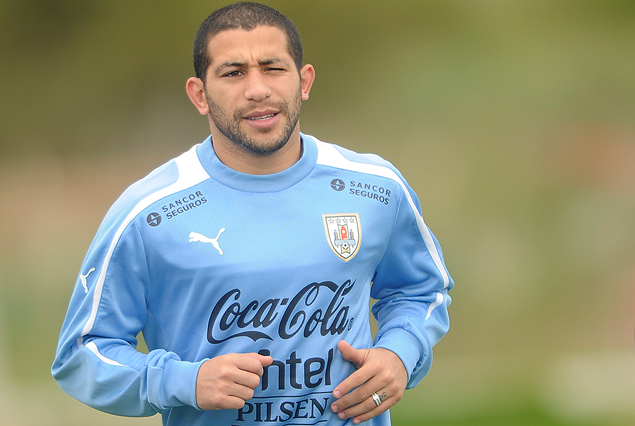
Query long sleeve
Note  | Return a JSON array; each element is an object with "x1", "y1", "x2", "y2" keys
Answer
[
  {"x1": 51, "y1": 160, "x2": 205, "y2": 416},
  {"x1": 370, "y1": 177, "x2": 453, "y2": 389}
]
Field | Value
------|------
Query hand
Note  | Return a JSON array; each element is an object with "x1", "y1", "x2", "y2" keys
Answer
[
  {"x1": 196, "y1": 352, "x2": 273, "y2": 410},
  {"x1": 330, "y1": 340, "x2": 408, "y2": 424}
]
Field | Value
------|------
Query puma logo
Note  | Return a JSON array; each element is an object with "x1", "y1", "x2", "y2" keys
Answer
[
  {"x1": 189, "y1": 229, "x2": 225, "y2": 255},
  {"x1": 80, "y1": 267, "x2": 96, "y2": 293}
]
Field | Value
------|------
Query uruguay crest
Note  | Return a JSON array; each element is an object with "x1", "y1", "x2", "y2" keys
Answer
[{"x1": 323, "y1": 213, "x2": 362, "y2": 261}]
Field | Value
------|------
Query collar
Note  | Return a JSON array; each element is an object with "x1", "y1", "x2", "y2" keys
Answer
[{"x1": 195, "y1": 133, "x2": 318, "y2": 192}]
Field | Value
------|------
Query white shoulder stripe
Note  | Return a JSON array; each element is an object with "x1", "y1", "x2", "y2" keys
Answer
[
  {"x1": 314, "y1": 138, "x2": 450, "y2": 290},
  {"x1": 80, "y1": 145, "x2": 209, "y2": 344}
]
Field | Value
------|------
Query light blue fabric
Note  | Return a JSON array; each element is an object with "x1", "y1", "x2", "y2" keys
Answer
[{"x1": 52, "y1": 134, "x2": 453, "y2": 426}]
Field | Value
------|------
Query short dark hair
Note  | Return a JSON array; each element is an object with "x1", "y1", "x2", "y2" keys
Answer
[{"x1": 193, "y1": 2, "x2": 303, "y2": 83}]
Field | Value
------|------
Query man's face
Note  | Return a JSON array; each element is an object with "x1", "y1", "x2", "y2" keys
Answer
[{"x1": 203, "y1": 26, "x2": 304, "y2": 156}]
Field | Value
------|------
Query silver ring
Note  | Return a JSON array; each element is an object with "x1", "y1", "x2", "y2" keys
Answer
[{"x1": 371, "y1": 392, "x2": 382, "y2": 407}]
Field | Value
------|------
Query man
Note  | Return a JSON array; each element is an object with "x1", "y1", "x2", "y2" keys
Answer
[{"x1": 52, "y1": 3, "x2": 453, "y2": 425}]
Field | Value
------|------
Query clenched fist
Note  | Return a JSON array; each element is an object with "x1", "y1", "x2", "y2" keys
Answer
[{"x1": 196, "y1": 352, "x2": 273, "y2": 410}]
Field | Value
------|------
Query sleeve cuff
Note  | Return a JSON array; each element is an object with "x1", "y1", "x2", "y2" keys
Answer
[
  {"x1": 154, "y1": 357, "x2": 208, "y2": 410},
  {"x1": 373, "y1": 328, "x2": 426, "y2": 384}
]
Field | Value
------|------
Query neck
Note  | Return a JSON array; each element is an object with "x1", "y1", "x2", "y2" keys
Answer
[{"x1": 211, "y1": 129, "x2": 303, "y2": 175}]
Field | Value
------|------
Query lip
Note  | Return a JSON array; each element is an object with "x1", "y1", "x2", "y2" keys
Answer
[
  {"x1": 244, "y1": 109, "x2": 279, "y2": 119},
  {"x1": 243, "y1": 110, "x2": 281, "y2": 130}
]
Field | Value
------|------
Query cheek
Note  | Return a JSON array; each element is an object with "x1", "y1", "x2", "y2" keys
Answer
[
  {"x1": 205, "y1": 85, "x2": 238, "y2": 106},
  {"x1": 206, "y1": 94, "x2": 232, "y2": 115}
]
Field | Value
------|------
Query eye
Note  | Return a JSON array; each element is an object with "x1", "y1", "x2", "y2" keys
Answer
[{"x1": 222, "y1": 70, "x2": 243, "y2": 78}]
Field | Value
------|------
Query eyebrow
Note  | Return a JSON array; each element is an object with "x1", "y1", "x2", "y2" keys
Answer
[{"x1": 215, "y1": 58, "x2": 290, "y2": 73}]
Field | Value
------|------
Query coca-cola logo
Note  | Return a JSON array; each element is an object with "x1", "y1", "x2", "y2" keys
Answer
[{"x1": 207, "y1": 280, "x2": 355, "y2": 344}]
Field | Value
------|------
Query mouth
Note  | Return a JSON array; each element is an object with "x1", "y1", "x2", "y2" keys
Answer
[
  {"x1": 242, "y1": 110, "x2": 282, "y2": 130},
  {"x1": 246, "y1": 113, "x2": 278, "y2": 121}
]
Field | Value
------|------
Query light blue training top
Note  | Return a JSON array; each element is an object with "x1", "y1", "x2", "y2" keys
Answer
[{"x1": 52, "y1": 133, "x2": 453, "y2": 426}]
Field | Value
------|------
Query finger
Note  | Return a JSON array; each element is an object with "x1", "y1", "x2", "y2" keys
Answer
[
  {"x1": 196, "y1": 370, "x2": 260, "y2": 410},
  {"x1": 338, "y1": 390, "x2": 394, "y2": 423},
  {"x1": 258, "y1": 354, "x2": 274, "y2": 367},
  {"x1": 232, "y1": 368, "x2": 263, "y2": 390},
  {"x1": 234, "y1": 353, "x2": 273, "y2": 376},
  {"x1": 204, "y1": 354, "x2": 268, "y2": 391},
  {"x1": 337, "y1": 340, "x2": 365, "y2": 368},
  {"x1": 227, "y1": 381, "x2": 257, "y2": 402},
  {"x1": 331, "y1": 375, "x2": 382, "y2": 413},
  {"x1": 196, "y1": 354, "x2": 273, "y2": 411},
  {"x1": 244, "y1": 352, "x2": 274, "y2": 367},
  {"x1": 351, "y1": 395, "x2": 393, "y2": 424},
  {"x1": 333, "y1": 368, "x2": 368, "y2": 400},
  {"x1": 232, "y1": 358, "x2": 274, "y2": 389},
  {"x1": 213, "y1": 386, "x2": 257, "y2": 410},
  {"x1": 332, "y1": 361, "x2": 403, "y2": 413},
  {"x1": 196, "y1": 375, "x2": 256, "y2": 411},
  {"x1": 333, "y1": 358, "x2": 388, "y2": 401},
  {"x1": 333, "y1": 342, "x2": 373, "y2": 399},
  {"x1": 211, "y1": 394, "x2": 249, "y2": 411}
]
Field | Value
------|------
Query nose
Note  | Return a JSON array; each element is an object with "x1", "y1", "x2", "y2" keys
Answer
[{"x1": 244, "y1": 71, "x2": 271, "y2": 102}]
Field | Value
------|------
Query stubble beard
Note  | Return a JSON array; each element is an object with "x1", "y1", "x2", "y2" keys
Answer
[{"x1": 205, "y1": 89, "x2": 302, "y2": 157}]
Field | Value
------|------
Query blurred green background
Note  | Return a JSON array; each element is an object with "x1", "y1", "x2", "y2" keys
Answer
[{"x1": 1, "y1": 0, "x2": 634, "y2": 424}]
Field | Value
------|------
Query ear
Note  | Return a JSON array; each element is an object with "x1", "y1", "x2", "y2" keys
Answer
[
  {"x1": 186, "y1": 77, "x2": 209, "y2": 115},
  {"x1": 300, "y1": 64, "x2": 316, "y2": 101}
]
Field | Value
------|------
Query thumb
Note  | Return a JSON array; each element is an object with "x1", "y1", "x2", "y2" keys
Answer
[
  {"x1": 337, "y1": 340, "x2": 366, "y2": 369},
  {"x1": 258, "y1": 354, "x2": 274, "y2": 367},
  {"x1": 248, "y1": 352, "x2": 274, "y2": 367}
]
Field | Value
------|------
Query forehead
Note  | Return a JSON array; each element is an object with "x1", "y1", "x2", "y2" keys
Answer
[{"x1": 206, "y1": 26, "x2": 292, "y2": 65}]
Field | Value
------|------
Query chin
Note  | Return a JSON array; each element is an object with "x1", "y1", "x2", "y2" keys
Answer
[{"x1": 246, "y1": 139, "x2": 290, "y2": 156}]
